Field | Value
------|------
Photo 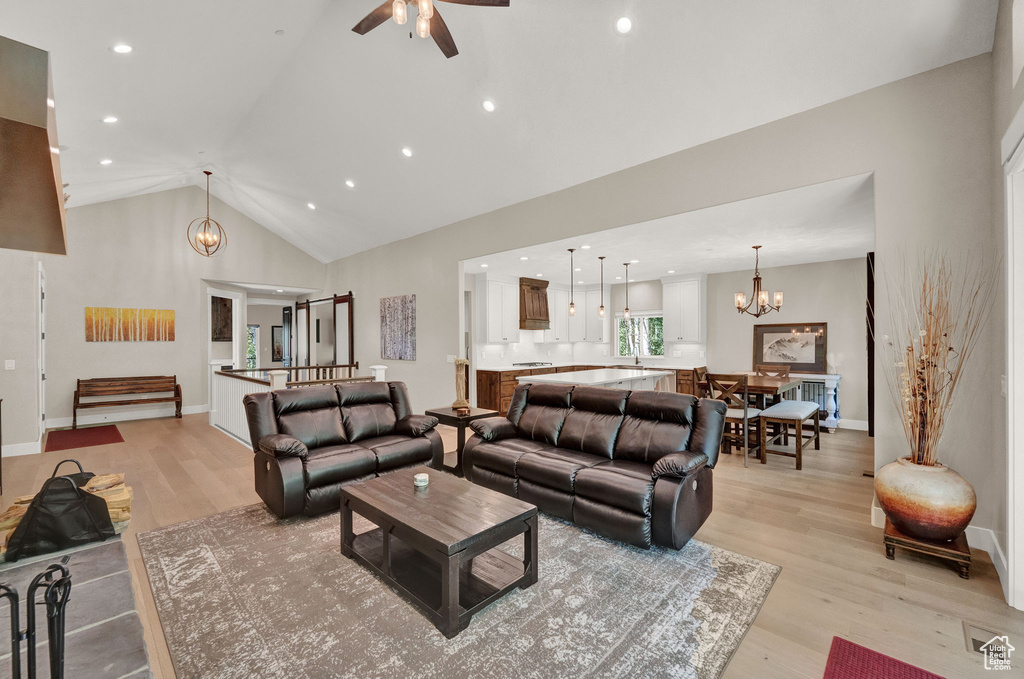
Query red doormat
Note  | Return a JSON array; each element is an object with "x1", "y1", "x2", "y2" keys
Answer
[
  {"x1": 824, "y1": 637, "x2": 946, "y2": 679},
  {"x1": 45, "y1": 425, "x2": 124, "y2": 452}
]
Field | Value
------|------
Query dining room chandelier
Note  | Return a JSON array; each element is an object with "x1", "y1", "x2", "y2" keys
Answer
[
  {"x1": 186, "y1": 170, "x2": 226, "y2": 257},
  {"x1": 735, "y1": 245, "x2": 783, "y2": 318}
]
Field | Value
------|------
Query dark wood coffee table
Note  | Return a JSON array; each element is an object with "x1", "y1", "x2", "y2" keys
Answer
[
  {"x1": 339, "y1": 466, "x2": 538, "y2": 638},
  {"x1": 424, "y1": 406, "x2": 500, "y2": 477}
]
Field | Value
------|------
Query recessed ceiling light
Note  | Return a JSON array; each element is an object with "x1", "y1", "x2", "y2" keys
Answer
[
  {"x1": 578, "y1": 280, "x2": 584, "y2": 284},
  {"x1": 667, "y1": 270, "x2": 676, "y2": 274},
  {"x1": 99, "y1": 159, "x2": 113, "y2": 165},
  {"x1": 345, "y1": 179, "x2": 355, "y2": 188},
  {"x1": 519, "y1": 256, "x2": 528, "y2": 261},
  {"x1": 574, "y1": 268, "x2": 582, "y2": 272},
  {"x1": 615, "y1": 17, "x2": 632, "y2": 35},
  {"x1": 581, "y1": 245, "x2": 591, "y2": 249},
  {"x1": 628, "y1": 279, "x2": 635, "y2": 282},
  {"x1": 480, "y1": 263, "x2": 489, "y2": 268},
  {"x1": 103, "y1": 116, "x2": 118, "y2": 123},
  {"x1": 112, "y1": 44, "x2": 133, "y2": 54},
  {"x1": 615, "y1": 276, "x2": 622, "y2": 280},
  {"x1": 307, "y1": 202, "x2": 316, "y2": 210},
  {"x1": 276, "y1": 289, "x2": 284, "y2": 293},
  {"x1": 482, "y1": 100, "x2": 496, "y2": 113},
  {"x1": 402, "y1": 147, "x2": 413, "y2": 157},
  {"x1": 536, "y1": 273, "x2": 544, "y2": 277},
  {"x1": 630, "y1": 259, "x2": 639, "y2": 263}
]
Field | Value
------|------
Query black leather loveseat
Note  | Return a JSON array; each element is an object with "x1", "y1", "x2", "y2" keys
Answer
[
  {"x1": 463, "y1": 384, "x2": 726, "y2": 550},
  {"x1": 243, "y1": 381, "x2": 442, "y2": 518}
]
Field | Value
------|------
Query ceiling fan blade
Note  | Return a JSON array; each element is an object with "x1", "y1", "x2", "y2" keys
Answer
[
  {"x1": 352, "y1": 0, "x2": 394, "y2": 35},
  {"x1": 439, "y1": 0, "x2": 510, "y2": 6},
  {"x1": 430, "y1": 8, "x2": 459, "y2": 59}
]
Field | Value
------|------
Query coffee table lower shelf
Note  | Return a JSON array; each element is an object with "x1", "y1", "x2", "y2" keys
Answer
[{"x1": 342, "y1": 523, "x2": 536, "y2": 638}]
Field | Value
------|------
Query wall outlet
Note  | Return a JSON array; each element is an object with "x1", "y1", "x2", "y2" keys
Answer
[
  {"x1": 671, "y1": 349, "x2": 681, "y2": 358},
  {"x1": 446, "y1": 354, "x2": 456, "y2": 363},
  {"x1": 602, "y1": 347, "x2": 609, "y2": 356},
  {"x1": 3, "y1": 360, "x2": 13, "y2": 371},
  {"x1": 699, "y1": 350, "x2": 705, "y2": 358}
]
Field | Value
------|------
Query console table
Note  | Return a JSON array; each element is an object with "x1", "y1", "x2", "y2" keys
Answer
[{"x1": 791, "y1": 373, "x2": 841, "y2": 432}]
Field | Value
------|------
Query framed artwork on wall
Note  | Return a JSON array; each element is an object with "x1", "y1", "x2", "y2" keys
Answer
[
  {"x1": 211, "y1": 296, "x2": 232, "y2": 342},
  {"x1": 380, "y1": 294, "x2": 416, "y2": 360},
  {"x1": 85, "y1": 307, "x2": 175, "y2": 342},
  {"x1": 272, "y1": 326, "x2": 284, "y2": 362},
  {"x1": 752, "y1": 322, "x2": 827, "y2": 373}
]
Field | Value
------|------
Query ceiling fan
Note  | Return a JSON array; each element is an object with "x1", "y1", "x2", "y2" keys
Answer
[{"x1": 352, "y1": 0, "x2": 510, "y2": 59}]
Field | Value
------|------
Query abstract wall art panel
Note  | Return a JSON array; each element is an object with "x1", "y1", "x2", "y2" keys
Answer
[
  {"x1": 85, "y1": 307, "x2": 175, "y2": 342},
  {"x1": 380, "y1": 294, "x2": 416, "y2": 360},
  {"x1": 211, "y1": 296, "x2": 232, "y2": 342}
]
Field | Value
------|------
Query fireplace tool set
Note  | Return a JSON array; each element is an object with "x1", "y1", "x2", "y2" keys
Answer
[{"x1": 0, "y1": 556, "x2": 72, "y2": 679}]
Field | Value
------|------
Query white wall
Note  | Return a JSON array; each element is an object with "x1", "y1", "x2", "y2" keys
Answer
[
  {"x1": 0, "y1": 252, "x2": 41, "y2": 451},
  {"x1": 322, "y1": 55, "x2": 1003, "y2": 542},
  {"x1": 610, "y1": 280, "x2": 662, "y2": 313},
  {"x1": 706, "y1": 258, "x2": 869, "y2": 423},
  {"x1": 0, "y1": 186, "x2": 326, "y2": 440}
]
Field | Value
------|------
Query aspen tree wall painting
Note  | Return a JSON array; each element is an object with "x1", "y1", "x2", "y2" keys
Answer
[{"x1": 85, "y1": 307, "x2": 175, "y2": 342}]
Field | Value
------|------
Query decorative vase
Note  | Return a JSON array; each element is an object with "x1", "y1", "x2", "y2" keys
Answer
[
  {"x1": 452, "y1": 359, "x2": 470, "y2": 410},
  {"x1": 874, "y1": 457, "x2": 976, "y2": 542}
]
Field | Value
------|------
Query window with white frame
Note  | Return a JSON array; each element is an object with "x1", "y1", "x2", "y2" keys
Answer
[{"x1": 616, "y1": 312, "x2": 664, "y2": 357}]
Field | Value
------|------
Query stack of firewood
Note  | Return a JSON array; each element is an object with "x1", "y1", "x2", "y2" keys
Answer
[{"x1": 0, "y1": 473, "x2": 132, "y2": 561}]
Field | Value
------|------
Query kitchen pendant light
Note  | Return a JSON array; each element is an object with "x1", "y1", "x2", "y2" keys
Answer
[
  {"x1": 392, "y1": 0, "x2": 407, "y2": 24},
  {"x1": 734, "y1": 245, "x2": 784, "y2": 318},
  {"x1": 568, "y1": 248, "x2": 576, "y2": 317},
  {"x1": 598, "y1": 256, "x2": 606, "y2": 317},
  {"x1": 622, "y1": 262, "x2": 631, "y2": 319},
  {"x1": 186, "y1": 171, "x2": 226, "y2": 257}
]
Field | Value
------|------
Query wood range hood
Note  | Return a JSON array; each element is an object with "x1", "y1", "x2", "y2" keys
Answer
[
  {"x1": 519, "y1": 277, "x2": 550, "y2": 330},
  {"x1": 0, "y1": 35, "x2": 67, "y2": 255}
]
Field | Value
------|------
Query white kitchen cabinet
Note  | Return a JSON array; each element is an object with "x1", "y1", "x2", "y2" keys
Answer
[
  {"x1": 568, "y1": 301, "x2": 585, "y2": 342},
  {"x1": 484, "y1": 279, "x2": 520, "y2": 343},
  {"x1": 543, "y1": 288, "x2": 569, "y2": 342},
  {"x1": 662, "y1": 279, "x2": 702, "y2": 342}
]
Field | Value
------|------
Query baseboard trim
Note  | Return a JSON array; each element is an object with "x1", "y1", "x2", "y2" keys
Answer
[
  {"x1": 838, "y1": 419, "x2": 869, "y2": 431},
  {"x1": 212, "y1": 424, "x2": 251, "y2": 448},
  {"x1": 871, "y1": 497, "x2": 1009, "y2": 599},
  {"x1": 1, "y1": 439, "x2": 42, "y2": 457},
  {"x1": 47, "y1": 404, "x2": 209, "y2": 430}
]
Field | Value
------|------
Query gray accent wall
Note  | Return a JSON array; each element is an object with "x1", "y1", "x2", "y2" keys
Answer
[{"x1": 323, "y1": 55, "x2": 1005, "y2": 542}]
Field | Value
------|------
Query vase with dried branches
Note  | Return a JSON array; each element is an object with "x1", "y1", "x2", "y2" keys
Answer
[{"x1": 874, "y1": 253, "x2": 996, "y2": 542}]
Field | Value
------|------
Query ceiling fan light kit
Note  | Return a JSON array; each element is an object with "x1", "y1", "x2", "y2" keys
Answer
[{"x1": 354, "y1": 0, "x2": 511, "y2": 59}]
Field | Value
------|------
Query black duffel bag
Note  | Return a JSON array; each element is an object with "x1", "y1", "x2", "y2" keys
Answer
[{"x1": 5, "y1": 460, "x2": 116, "y2": 562}]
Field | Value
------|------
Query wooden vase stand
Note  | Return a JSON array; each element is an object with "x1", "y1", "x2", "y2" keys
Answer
[{"x1": 883, "y1": 518, "x2": 971, "y2": 579}]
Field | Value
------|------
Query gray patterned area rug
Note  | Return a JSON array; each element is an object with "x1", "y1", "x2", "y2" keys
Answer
[{"x1": 138, "y1": 504, "x2": 779, "y2": 679}]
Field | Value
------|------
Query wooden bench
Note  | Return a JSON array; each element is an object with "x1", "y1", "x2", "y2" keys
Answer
[{"x1": 73, "y1": 375, "x2": 182, "y2": 429}]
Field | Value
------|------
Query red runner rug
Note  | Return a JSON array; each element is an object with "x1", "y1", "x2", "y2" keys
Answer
[
  {"x1": 824, "y1": 637, "x2": 946, "y2": 679},
  {"x1": 45, "y1": 425, "x2": 124, "y2": 452}
]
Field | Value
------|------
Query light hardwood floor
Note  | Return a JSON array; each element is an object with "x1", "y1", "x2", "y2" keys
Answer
[{"x1": 3, "y1": 415, "x2": 1021, "y2": 677}]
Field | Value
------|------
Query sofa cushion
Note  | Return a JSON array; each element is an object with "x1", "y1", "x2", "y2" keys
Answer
[
  {"x1": 590, "y1": 459, "x2": 655, "y2": 480},
  {"x1": 573, "y1": 497, "x2": 652, "y2": 549},
  {"x1": 470, "y1": 439, "x2": 546, "y2": 476},
  {"x1": 524, "y1": 383, "x2": 574, "y2": 408},
  {"x1": 337, "y1": 381, "x2": 392, "y2": 406},
  {"x1": 303, "y1": 444, "x2": 376, "y2": 488},
  {"x1": 517, "y1": 448, "x2": 604, "y2": 493},
  {"x1": 575, "y1": 463, "x2": 655, "y2": 515},
  {"x1": 272, "y1": 385, "x2": 339, "y2": 415},
  {"x1": 342, "y1": 403, "x2": 398, "y2": 442},
  {"x1": 613, "y1": 391, "x2": 697, "y2": 464},
  {"x1": 278, "y1": 407, "x2": 348, "y2": 449},
  {"x1": 559, "y1": 410, "x2": 624, "y2": 459},
  {"x1": 358, "y1": 434, "x2": 433, "y2": 472},
  {"x1": 516, "y1": 405, "x2": 568, "y2": 445}
]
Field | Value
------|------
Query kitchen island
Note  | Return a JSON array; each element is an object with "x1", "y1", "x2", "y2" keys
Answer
[{"x1": 516, "y1": 368, "x2": 673, "y2": 391}]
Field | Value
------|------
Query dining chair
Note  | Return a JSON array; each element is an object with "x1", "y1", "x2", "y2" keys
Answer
[
  {"x1": 705, "y1": 373, "x2": 760, "y2": 467},
  {"x1": 755, "y1": 364, "x2": 791, "y2": 378},
  {"x1": 753, "y1": 363, "x2": 794, "y2": 442},
  {"x1": 692, "y1": 366, "x2": 709, "y2": 398}
]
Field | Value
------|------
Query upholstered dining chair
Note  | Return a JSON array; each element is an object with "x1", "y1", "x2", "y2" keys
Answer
[{"x1": 705, "y1": 373, "x2": 759, "y2": 467}]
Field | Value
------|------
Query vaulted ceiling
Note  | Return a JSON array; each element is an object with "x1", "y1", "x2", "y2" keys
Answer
[{"x1": 2, "y1": 0, "x2": 997, "y2": 263}]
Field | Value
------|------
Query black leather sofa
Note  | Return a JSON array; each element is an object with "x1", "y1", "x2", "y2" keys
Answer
[
  {"x1": 243, "y1": 381, "x2": 442, "y2": 518},
  {"x1": 463, "y1": 383, "x2": 726, "y2": 550}
]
